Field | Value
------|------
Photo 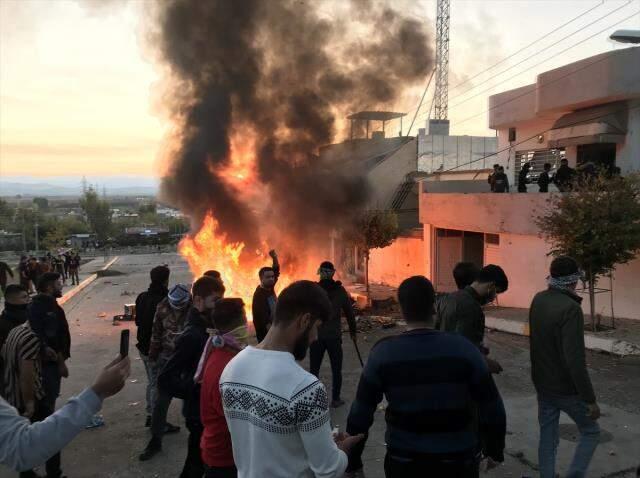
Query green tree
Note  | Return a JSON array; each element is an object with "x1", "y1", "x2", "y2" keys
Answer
[
  {"x1": 0, "y1": 199, "x2": 14, "y2": 231},
  {"x1": 346, "y1": 210, "x2": 399, "y2": 294},
  {"x1": 32, "y1": 197, "x2": 49, "y2": 211},
  {"x1": 139, "y1": 203, "x2": 157, "y2": 215},
  {"x1": 536, "y1": 173, "x2": 640, "y2": 330},
  {"x1": 42, "y1": 224, "x2": 68, "y2": 251},
  {"x1": 79, "y1": 187, "x2": 112, "y2": 241}
]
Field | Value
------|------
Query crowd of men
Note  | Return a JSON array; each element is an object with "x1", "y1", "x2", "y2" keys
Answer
[
  {"x1": 1, "y1": 252, "x2": 83, "y2": 296},
  {"x1": 0, "y1": 248, "x2": 606, "y2": 478},
  {"x1": 488, "y1": 158, "x2": 582, "y2": 193}
]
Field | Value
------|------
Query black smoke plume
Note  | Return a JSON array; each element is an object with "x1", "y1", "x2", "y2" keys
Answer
[{"x1": 154, "y1": 0, "x2": 433, "y2": 252}]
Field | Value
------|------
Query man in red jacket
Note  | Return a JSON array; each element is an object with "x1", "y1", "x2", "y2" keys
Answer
[{"x1": 198, "y1": 298, "x2": 249, "y2": 478}]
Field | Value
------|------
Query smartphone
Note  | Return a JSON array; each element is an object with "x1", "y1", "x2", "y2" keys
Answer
[{"x1": 120, "y1": 329, "x2": 130, "y2": 358}]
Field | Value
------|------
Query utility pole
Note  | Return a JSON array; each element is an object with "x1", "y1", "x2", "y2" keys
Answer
[
  {"x1": 434, "y1": 0, "x2": 450, "y2": 121},
  {"x1": 428, "y1": 0, "x2": 451, "y2": 137},
  {"x1": 34, "y1": 220, "x2": 39, "y2": 253}
]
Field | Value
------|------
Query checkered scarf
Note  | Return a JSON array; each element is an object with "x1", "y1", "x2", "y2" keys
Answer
[{"x1": 547, "y1": 271, "x2": 583, "y2": 292}]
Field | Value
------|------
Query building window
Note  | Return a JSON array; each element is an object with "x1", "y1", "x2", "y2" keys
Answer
[
  {"x1": 515, "y1": 148, "x2": 565, "y2": 179},
  {"x1": 485, "y1": 233, "x2": 500, "y2": 246}
]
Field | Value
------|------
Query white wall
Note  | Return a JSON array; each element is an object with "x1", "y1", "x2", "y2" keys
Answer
[{"x1": 418, "y1": 134, "x2": 497, "y2": 173}]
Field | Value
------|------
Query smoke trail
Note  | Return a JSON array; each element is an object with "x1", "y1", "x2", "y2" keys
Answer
[{"x1": 154, "y1": 0, "x2": 434, "y2": 252}]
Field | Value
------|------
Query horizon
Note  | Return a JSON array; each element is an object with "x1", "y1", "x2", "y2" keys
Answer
[{"x1": 1, "y1": 0, "x2": 637, "y2": 178}]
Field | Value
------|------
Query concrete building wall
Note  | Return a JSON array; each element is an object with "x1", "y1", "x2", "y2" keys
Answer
[
  {"x1": 367, "y1": 138, "x2": 417, "y2": 209},
  {"x1": 368, "y1": 235, "x2": 425, "y2": 287},
  {"x1": 420, "y1": 192, "x2": 547, "y2": 236},
  {"x1": 418, "y1": 133, "x2": 498, "y2": 173}
]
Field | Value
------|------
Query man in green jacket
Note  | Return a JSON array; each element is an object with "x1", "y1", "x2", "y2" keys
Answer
[{"x1": 529, "y1": 256, "x2": 600, "y2": 478}]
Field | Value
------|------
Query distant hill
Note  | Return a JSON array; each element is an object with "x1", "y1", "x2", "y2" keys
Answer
[{"x1": 0, "y1": 177, "x2": 160, "y2": 197}]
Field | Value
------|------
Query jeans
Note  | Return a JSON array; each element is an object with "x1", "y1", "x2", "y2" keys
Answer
[
  {"x1": 140, "y1": 353, "x2": 155, "y2": 416},
  {"x1": 537, "y1": 393, "x2": 600, "y2": 478},
  {"x1": 180, "y1": 421, "x2": 204, "y2": 478},
  {"x1": 150, "y1": 356, "x2": 173, "y2": 439},
  {"x1": 384, "y1": 451, "x2": 479, "y2": 478},
  {"x1": 309, "y1": 337, "x2": 343, "y2": 401},
  {"x1": 204, "y1": 465, "x2": 237, "y2": 478}
]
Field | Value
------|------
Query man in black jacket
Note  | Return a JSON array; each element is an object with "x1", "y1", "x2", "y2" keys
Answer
[
  {"x1": 135, "y1": 265, "x2": 170, "y2": 427},
  {"x1": 554, "y1": 158, "x2": 575, "y2": 192},
  {"x1": 0, "y1": 285, "x2": 30, "y2": 351},
  {"x1": 538, "y1": 162, "x2": 552, "y2": 193},
  {"x1": 530, "y1": 256, "x2": 600, "y2": 478},
  {"x1": 251, "y1": 250, "x2": 279, "y2": 343},
  {"x1": 146, "y1": 276, "x2": 225, "y2": 476},
  {"x1": 27, "y1": 272, "x2": 71, "y2": 478},
  {"x1": 309, "y1": 261, "x2": 357, "y2": 408}
]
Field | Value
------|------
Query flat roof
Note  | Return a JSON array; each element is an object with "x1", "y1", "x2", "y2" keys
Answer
[{"x1": 347, "y1": 111, "x2": 406, "y2": 121}]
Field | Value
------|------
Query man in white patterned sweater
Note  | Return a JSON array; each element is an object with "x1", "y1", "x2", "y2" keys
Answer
[{"x1": 221, "y1": 280, "x2": 363, "y2": 478}]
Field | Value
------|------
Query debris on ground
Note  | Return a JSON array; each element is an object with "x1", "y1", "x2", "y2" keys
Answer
[
  {"x1": 345, "y1": 315, "x2": 397, "y2": 334},
  {"x1": 98, "y1": 312, "x2": 107, "y2": 318}
]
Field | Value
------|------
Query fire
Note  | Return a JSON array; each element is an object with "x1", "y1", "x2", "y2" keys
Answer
[{"x1": 179, "y1": 213, "x2": 302, "y2": 322}]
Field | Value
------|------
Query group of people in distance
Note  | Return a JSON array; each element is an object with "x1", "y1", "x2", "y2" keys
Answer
[
  {"x1": 488, "y1": 157, "x2": 578, "y2": 193},
  {"x1": 0, "y1": 249, "x2": 601, "y2": 478},
  {"x1": 3, "y1": 252, "x2": 82, "y2": 296}
]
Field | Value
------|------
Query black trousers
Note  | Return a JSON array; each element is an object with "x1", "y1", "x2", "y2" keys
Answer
[
  {"x1": 309, "y1": 337, "x2": 343, "y2": 401},
  {"x1": 179, "y1": 421, "x2": 204, "y2": 478},
  {"x1": 384, "y1": 452, "x2": 480, "y2": 478},
  {"x1": 204, "y1": 465, "x2": 237, "y2": 478},
  {"x1": 20, "y1": 398, "x2": 61, "y2": 478}
]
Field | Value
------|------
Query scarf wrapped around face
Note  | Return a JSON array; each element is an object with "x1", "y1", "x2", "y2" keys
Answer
[
  {"x1": 547, "y1": 271, "x2": 584, "y2": 292},
  {"x1": 194, "y1": 325, "x2": 249, "y2": 383}
]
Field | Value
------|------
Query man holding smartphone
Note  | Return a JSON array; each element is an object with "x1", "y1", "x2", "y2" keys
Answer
[{"x1": 0, "y1": 356, "x2": 131, "y2": 473}]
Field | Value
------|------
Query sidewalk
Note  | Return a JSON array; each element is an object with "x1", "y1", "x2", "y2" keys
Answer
[
  {"x1": 59, "y1": 256, "x2": 119, "y2": 305},
  {"x1": 346, "y1": 283, "x2": 640, "y2": 357}
]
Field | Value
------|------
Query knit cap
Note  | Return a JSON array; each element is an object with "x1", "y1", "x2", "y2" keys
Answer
[{"x1": 168, "y1": 284, "x2": 191, "y2": 309}]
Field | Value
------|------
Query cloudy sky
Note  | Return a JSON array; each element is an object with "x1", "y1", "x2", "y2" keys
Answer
[{"x1": 0, "y1": 0, "x2": 638, "y2": 178}]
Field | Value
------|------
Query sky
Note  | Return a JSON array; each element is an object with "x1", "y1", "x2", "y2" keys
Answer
[{"x1": 0, "y1": 0, "x2": 638, "y2": 179}]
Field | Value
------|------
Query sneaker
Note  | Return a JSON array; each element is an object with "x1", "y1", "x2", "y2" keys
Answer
[
  {"x1": 144, "y1": 415, "x2": 151, "y2": 427},
  {"x1": 138, "y1": 438, "x2": 161, "y2": 461},
  {"x1": 331, "y1": 399, "x2": 345, "y2": 408},
  {"x1": 164, "y1": 422, "x2": 180, "y2": 434}
]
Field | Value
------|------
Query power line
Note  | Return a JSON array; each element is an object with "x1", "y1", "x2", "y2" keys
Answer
[
  {"x1": 397, "y1": 0, "x2": 612, "y2": 120},
  {"x1": 406, "y1": 68, "x2": 436, "y2": 137},
  {"x1": 449, "y1": 0, "x2": 605, "y2": 92},
  {"x1": 411, "y1": 9, "x2": 640, "y2": 128},
  {"x1": 447, "y1": 0, "x2": 633, "y2": 104}
]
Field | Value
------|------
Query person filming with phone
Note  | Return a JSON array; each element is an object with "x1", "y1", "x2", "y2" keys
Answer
[{"x1": 0, "y1": 355, "x2": 130, "y2": 473}]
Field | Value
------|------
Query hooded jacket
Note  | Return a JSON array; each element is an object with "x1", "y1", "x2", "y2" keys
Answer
[
  {"x1": 317, "y1": 279, "x2": 357, "y2": 340},
  {"x1": 135, "y1": 282, "x2": 169, "y2": 355},
  {"x1": 28, "y1": 293, "x2": 71, "y2": 360},
  {"x1": 0, "y1": 304, "x2": 28, "y2": 350}
]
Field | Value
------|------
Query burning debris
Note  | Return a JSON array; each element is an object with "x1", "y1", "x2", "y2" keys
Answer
[{"x1": 152, "y1": 0, "x2": 434, "y2": 289}]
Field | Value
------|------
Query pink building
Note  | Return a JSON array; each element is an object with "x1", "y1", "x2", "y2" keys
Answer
[{"x1": 369, "y1": 46, "x2": 640, "y2": 320}]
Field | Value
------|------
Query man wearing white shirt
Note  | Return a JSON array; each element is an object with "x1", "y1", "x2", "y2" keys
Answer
[{"x1": 221, "y1": 280, "x2": 362, "y2": 478}]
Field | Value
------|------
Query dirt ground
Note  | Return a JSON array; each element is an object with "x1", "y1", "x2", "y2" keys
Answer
[{"x1": 1, "y1": 253, "x2": 639, "y2": 478}]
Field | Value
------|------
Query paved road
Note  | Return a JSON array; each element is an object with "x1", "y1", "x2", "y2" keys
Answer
[{"x1": 1, "y1": 253, "x2": 638, "y2": 478}]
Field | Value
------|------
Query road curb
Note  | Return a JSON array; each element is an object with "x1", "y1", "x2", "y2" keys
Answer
[
  {"x1": 59, "y1": 256, "x2": 119, "y2": 306},
  {"x1": 485, "y1": 314, "x2": 640, "y2": 357}
]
